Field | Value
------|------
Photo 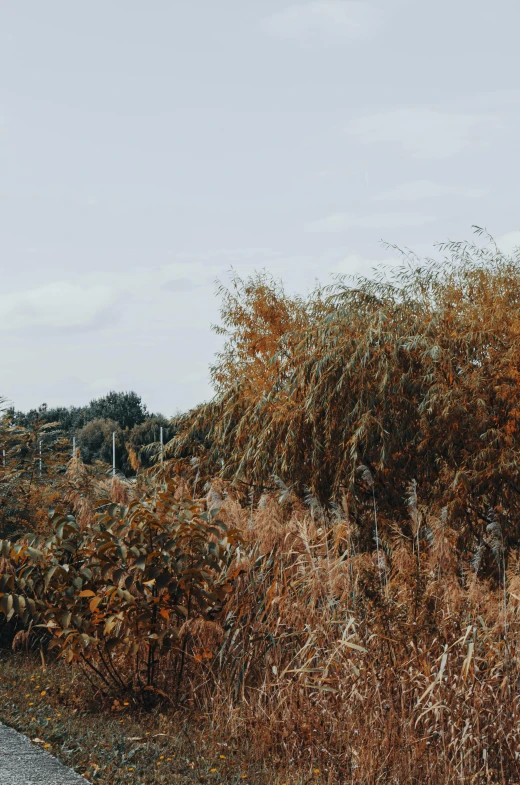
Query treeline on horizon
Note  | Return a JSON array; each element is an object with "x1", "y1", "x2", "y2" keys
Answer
[{"x1": 6, "y1": 391, "x2": 176, "y2": 476}]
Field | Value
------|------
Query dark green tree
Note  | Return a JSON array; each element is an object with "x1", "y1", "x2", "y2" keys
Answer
[
  {"x1": 8, "y1": 404, "x2": 87, "y2": 432},
  {"x1": 10, "y1": 391, "x2": 149, "y2": 434},
  {"x1": 87, "y1": 391, "x2": 148, "y2": 430},
  {"x1": 76, "y1": 419, "x2": 127, "y2": 472}
]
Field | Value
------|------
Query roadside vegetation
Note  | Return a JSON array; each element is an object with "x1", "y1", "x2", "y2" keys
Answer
[{"x1": 2, "y1": 231, "x2": 520, "y2": 784}]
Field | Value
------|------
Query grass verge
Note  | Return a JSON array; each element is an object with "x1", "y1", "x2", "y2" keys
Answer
[{"x1": 0, "y1": 652, "x2": 301, "y2": 785}]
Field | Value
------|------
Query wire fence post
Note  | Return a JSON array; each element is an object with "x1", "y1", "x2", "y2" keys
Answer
[
  {"x1": 2, "y1": 449, "x2": 5, "y2": 467},
  {"x1": 160, "y1": 426, "x2": 163, "y2": 463},
  {"x1": 72, "y1": 435, "x2": 76, "y2": 459},
  {"x1": 112, "y1": 431, "x2": 116, "y2": 477},
  {"x1": 39, "y1": 440, "x2": 42, "y2": 478}
]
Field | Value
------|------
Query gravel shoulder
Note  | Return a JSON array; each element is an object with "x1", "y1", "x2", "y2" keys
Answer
[{"x1": 0, "y1": 722, "x2": 88, "y2": 785}]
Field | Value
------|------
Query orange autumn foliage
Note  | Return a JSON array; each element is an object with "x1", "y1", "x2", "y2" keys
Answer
[{"x1": 172, "y1": 233, "x2": 520, "y2": 555}]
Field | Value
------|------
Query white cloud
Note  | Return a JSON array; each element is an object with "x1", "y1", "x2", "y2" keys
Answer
[
  {"x1": 178, "y1": 363, "x2": 210, "y2": 385},
  {"x1": 0, "y1": 282, "x2": 115, "y2": 331},
  {"x1": 377, "y1": 180, "x2": 487, "y2": 201},
  {"x1": 331, "y1": 252, "x2": 392, "y2": 278},
  {"x1": 307, "y1": 211, "x2": 436, "y2": 233},
  {"x1": 263, "y1": 1, "x2": 376, "y2": 41},
  {"x1": 83, "y1": 261, "x2": 216, "y2": 294},
  {"x1": 161, "y1": 277, "x2": 201, "y2": 293},
  {"x1": 497, "y1": 231, "x2": 520, "y2": 255},
  {"x1": 90, "y1": 377, "x2": 118, "y2": 391},
  {"x1": 346, "y1": 108, "x2": 505, "y2": 159}
]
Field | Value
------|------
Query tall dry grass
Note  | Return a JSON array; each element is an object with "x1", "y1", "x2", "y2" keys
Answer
[
  {"x1": 186, "y1": 484, "x2": 520, "y2": 784},
  {"x1": 7, "y1": 459, "x2": 517, "y2": 782}
]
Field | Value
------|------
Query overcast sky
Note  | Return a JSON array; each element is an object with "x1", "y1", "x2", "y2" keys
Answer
[{"x1": 2, "y1": 0, "x2": 520, "y2": 416}]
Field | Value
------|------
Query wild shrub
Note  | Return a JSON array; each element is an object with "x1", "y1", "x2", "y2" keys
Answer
[{"x1": 0, "y1": 479, "x2": 241, "y2": 703}]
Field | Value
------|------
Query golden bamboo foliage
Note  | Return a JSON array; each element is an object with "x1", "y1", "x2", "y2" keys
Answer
[{"x1": 171, "y1": 235, "x2": 520, "y2": 551}]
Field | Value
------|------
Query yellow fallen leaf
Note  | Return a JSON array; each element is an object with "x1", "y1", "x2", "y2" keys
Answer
[{"x1": 89, "y1": 596, "x2": 102, "y2": 612}]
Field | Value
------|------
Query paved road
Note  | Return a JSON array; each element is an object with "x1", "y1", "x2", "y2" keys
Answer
[{"x1": 0, "y1": 722, "x2": 87, "y2": 784}]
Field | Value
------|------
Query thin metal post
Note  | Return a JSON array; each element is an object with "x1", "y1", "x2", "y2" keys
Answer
[
  {"x1": 112, "y1": 431, "x2": 116, "y2": 477},
  {"x1": 39, "y1": 440, "x2": 42, "y2": 477},
  {"x1": 160, "y1": 426, "x2": 163, "y2": 463},
  {"x1": 72, "y1": 436, "x2": 76, "y2": 458},
  {"x1": 2, "y1": 449, "x2": 5, "y2": 467}
]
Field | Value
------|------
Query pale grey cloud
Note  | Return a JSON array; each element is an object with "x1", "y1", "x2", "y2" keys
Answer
[
  {"x1": 161, "y1": 277, "x2": 201, "y2": 293},
  {"x1": 497, "y1": 230, "x2": 520, "y2": 255},
  {"x1": 89, "y1": 377, "x2": 119, "y2": 391},
  {"x1": 2, "y1": 1, "x2": 519, "y2": 416},
  {"x1": 377, "y1": 180, "x2": 487, "y2": 202},
  {"x1": 263, "y1": 1, "x2": 377, "y2": 41},
  {"x1": 307, "y1": 211, "x2": 436, "y2": 233},
  {"x1": 346, "y1": 108, "x2": 505, "y2": 159},
  {"x1": 0, "y1": 282, "x2": 116, "y2": 331},
  {"x1": 331, "y1": 252, "x2": 398, "y2": 278}
]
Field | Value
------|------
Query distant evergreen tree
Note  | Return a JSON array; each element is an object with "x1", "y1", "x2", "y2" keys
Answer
[
  {"x1": 10, "y1": 391, "x2": 149, "y2": 433},
  {"x1": 87, "y1": 391, "x2": 148, "y2": 430},
  {"x1": 9, "y1": 403, "x2": 87, "y2": 432}
]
